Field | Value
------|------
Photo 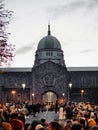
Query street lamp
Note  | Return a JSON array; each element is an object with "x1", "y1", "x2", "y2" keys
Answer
[
  {"x1": 11, "y1": 90, "x2": 16, "y2": 95},
  {"x1": 68, "y1": 83, "x2": 72, "y2": 102},
  {"x1": 11, "y1": 90, "x2": 16, "y2": 102},
  {"x1": 81, "y1": 89, "x2": 84, "y2": 102},
  {"x1": 62, "y1": 93, "x2": 65, "y2": 97},
  {"x1": 22, "y1": 83, "x2": 26, "y2": 103},
  {"x1": 32, "y1": 93, "x2": 35, "y2": 103},
  {"x1": 69, "y1": 83, "x2": 72, "y2": 89},
  {"x1": 22, "y1": 83, "x2": 26, "y2": 90}
]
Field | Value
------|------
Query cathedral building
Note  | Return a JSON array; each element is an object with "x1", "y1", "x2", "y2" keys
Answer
[{"x1": 0, "y1": 25, "x2": 98, "y2": 104}]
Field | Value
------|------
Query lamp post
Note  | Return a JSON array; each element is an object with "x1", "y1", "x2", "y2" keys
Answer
[
  {"x1": 68, "y1": 83, "x2": 72, "y2": 102},
  {"x1": 22, "y1": 83, "x2": 26, "y2": 90},
  {"x1": 81, "y1": 89, "x2": 84, "y2": 102},
  {"x1": 22, "y1": 83, "x2": 26, "y2": 102},
  {"x1": 0, "y1": 86, "x2": 2, "y2": 103},
  {"x1": 11, "y1": 90, "x2": 16, "y2": 103},
  {"x1": 62, "y1": 93, "x2": 65, "y2": 97},
  {"x1": 32, "y1": 93, "x2": 35, "y2": 103}
]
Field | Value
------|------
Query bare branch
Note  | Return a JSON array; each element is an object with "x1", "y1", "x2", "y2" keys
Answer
[{"x1": 0, "y1": 0, "x2": 15, "y2": 67}]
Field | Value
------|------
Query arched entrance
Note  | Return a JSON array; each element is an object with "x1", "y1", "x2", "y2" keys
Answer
[
  {"x1": 42, "y1": 91, "x2": 57, "y2": 111},
  {"x1": 42, "y1": 91, "x2": 57, "y2": 104}
]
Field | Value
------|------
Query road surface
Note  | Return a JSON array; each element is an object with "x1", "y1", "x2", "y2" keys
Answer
[{"x1": 25, "y1": 111, "x2": 59, "y2": 124}]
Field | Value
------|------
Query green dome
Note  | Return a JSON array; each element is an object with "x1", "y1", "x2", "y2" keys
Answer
[
  {"x1": 37, "y1": 35, "x2": 61, "y2": 50},
  {"x1": 37, "y1": 24, "x2": 61, "y2": 50}
]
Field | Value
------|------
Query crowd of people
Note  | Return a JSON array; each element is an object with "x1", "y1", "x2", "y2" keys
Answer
[{"x1": 0, "y1": 101, "x2": 98, "y2": 130}]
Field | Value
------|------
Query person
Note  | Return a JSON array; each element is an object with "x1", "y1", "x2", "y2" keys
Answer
[
  {"x1": 47, "y1": 121, "x2": 62, "y2": 130},
  {"x1": 65, "y1": 120, "x2": 73, "y2": 130},
  {"x1": 10, "y1": 113, "x2": 24, "y2": 130},
  {"x1": 35, "y1": 124, "x2": 44, "y2": 130},
  {"x1": 54, "y1": 100, "x2": 58, "y2": 113},
  {"x1": 71, "y1": 123, "x2": 84, "y2": 130},
  {"x1": 28, "y1": 120, "x2": 41, "y2": 130},
  {"x1": 37, "y1": 128, "x2": 45, "y2": 130},
  {"x1": 24, "y1": 123, "x2": 30, "y2": 130},
  {"x1": 65, "y1": 123, "x2": 72, "y2": 130},
  {"x1": 86, "y1": 118, "x2": 97, "y2": 130},
  {"x1": 18, "y1": 112, "x2": 26, "y2": 125},
  {"x1": 0, "y1": 110, "x2": 5, "y2": 130},
  {"x1": 79, "y1": 118, "x2": 87, "y2": 129},
  {"x1": 65, "y1": 105, "x2": 73, "y2": 120},
  {"x1": 40, "y1": 118, "x2": 48, "y2": 128},
  {"x1": 90, "y1": 125, "x2": 98, "y2": 130},
  {"x1": 2, "y1": 121, "x2": 12, "y2": 130},
  {"x1": 59, "y1": 106, "x2": 65, "y2": 121},
  {"x1": 88, "y1": 119, "x2": 96, "y2": 127}
]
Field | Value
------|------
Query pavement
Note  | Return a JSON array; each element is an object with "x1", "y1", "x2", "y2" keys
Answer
[{"x1": 25, "y1": 111, "x2": 59, "y2": 124}]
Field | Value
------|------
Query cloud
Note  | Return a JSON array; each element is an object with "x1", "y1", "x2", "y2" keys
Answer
[
  {"x1": 15, "y1": 44, "x2": 33, "y2": 55},
  {"x1": 80, "y1": 49, "x2": 95, "y2": 53},
  {"x1": 87, "y1": 0, "x2": 98, "y2": 8},
  {"x1": 47, "y1": 0, "x2": 98, "y2": 19}
]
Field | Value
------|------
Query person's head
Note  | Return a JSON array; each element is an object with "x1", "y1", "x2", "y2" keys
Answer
[
  {"x1": 88, "y1": 119, "x2": 96, "y2": 127},
  {"x1": 65, "y1": 123, "x2": 72, "y2": 130},
  {"x1": 35, "y1": 124, "x2": 44, "y2": 130},
  {"x1": 40, "y1": 118, "x2": 48, "y2": 127},
  {"x1": 10, "y1": 119, "x2": 23, "y2": 130},
  {"x1": 38, "y1": 128, "x2": 45, "y2": 130},
  {"x1": 40, "y1": 118, "x2": 46, "y2": 123},
  {"x1": 66, "y1": 119, "x2": 73, "y2": 126},
  {"x1": 29, "y1": 120, "x2": 41, "y2": 130},
  {"x1": 10, "y1": 113, "x2": 18, "y2": 120},
  {"x1": 47, "y1": 121, "x2": 62, "y2": 130},
  {"x1": 79, "y1": 118, "x2": 86, "y2": 128},
  {"x1": 90, "y1": 125, "x2": 98, "y2": 130},
  {"x1": 24, "y1": 123, "x2": 30, "y2": 130},
  {"x1": 71, "y1": 123, "x2": 84, "y2": 130}
]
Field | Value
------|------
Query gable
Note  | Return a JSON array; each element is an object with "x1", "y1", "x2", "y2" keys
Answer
[{"x1": 33, "y1": 61, "x2": 67, "y2": 73}]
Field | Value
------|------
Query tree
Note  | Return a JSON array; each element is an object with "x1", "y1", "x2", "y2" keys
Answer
[{"x1": 0, "y1": 0, "x2": 15, "y2": 67}]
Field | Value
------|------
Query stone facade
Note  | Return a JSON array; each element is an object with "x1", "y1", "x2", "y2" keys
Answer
[
  {"x1": 69, "y1": 70, "x2": 98, "y2": 103},
  {"x1": 32, "y1": 61, "x2": 68, "y2": 102},
  {"x1": 0, "y1": 67, "x2": 98, "y2": 104}
]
